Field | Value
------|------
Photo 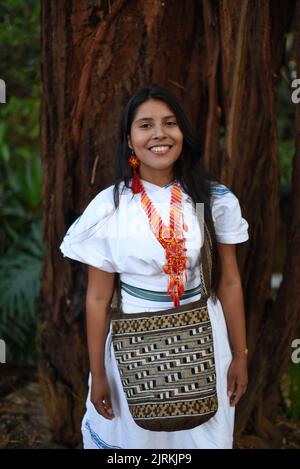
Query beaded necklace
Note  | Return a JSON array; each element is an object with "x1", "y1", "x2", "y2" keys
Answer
[{"x1": 138, "y1": 178, "x2": 188, "y2": 307}]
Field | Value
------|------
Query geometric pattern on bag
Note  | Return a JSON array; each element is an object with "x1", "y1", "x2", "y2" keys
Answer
[
  {"x1": 111, "y1": 219, "x2": 218, "y2": 431},
  {"x1": 112, "y1": 302, "x2": 218, "y2": 431}
]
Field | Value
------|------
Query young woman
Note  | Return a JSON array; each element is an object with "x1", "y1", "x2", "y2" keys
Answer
[{"x1": 60, "y1": 84, "x2": 249, "y2": 449}]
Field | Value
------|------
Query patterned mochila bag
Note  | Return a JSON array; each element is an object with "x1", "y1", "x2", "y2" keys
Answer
[{"x1": 111, "y1": 221, "x2": 218, "y2": 432}]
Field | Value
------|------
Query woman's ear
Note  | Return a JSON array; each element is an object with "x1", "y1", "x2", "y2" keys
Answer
[{"x1": 127, "y1": 135, "x2": 132, "y2": 150}]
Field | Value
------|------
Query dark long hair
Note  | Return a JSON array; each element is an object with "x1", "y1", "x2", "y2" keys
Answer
[{"x1": 113, "y1": 84, "x2": 221, "y2": 303}]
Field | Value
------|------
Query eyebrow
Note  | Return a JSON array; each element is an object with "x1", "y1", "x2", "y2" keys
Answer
[{"x1": 135, "y1": 114, "x2": 176, "y2": 124}]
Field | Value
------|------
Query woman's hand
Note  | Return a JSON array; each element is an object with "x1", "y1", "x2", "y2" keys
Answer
[
  {"x1": 227, "y1": 356, "x2": 248, "y2": 407},
  {"x1": 91, "y1": 373, "x2": 114, "y2": 420}
]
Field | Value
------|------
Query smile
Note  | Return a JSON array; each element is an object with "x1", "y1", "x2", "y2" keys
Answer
[{"x1": 148, "y1": 145, "x2": 173, "y2": 155}]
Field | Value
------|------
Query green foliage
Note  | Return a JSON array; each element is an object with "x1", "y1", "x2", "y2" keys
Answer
[
  {"x1": 276, "y1": 51, "x2": 296, "y2": 188},
  {"x1": 0, "y1": 0, "x2": 40, "y2": 99},
  {"x1": 0, "y1": 0, "x2": 41, "y2": 365},
  {"x1": 0, "y1": 221, "x2": 43, "y2": 365},
  {"x1": 0, "y1": 0, "x2": 41, "y2": 241},
  {"x1": 287, "y1": 362, "x2": 300, "y2": 419},
  {"x1": 278, "y1": 140, "x2": 294, "y2": 187},
  {"x1": 0, "y1": 153, "x2": 42, "y2": 249}
]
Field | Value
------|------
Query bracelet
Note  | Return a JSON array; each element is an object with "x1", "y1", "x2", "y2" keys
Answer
[{"x1": 232, "y1": 348, "x2": 248, "y2": 356}]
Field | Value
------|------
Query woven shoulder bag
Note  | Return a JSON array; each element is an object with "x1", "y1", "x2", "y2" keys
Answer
[{"x1": 110, "y1": 221, "x2": 218, "y2": 431}]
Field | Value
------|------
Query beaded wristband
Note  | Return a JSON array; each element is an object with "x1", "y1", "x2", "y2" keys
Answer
[{"x1": 232, "y1": 348, "x2": 248, "y2": 356}]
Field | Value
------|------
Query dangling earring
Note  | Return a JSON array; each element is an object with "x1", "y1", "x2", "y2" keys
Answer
[{"x1": 128, "y1": 149, "x2": 143, "y2": 194}]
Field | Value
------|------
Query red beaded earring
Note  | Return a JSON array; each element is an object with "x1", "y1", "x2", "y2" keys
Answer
[{"x1": 128, "y1": 150, "x2": 143, "y2": 194}]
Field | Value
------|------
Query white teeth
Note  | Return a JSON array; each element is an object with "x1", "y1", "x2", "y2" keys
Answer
[{"x1": 150, "y1": 146, "x2": 171, "y2": 153}]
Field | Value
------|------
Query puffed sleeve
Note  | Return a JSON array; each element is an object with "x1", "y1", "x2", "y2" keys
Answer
[
  {"x1": 59, "y1": 187, "x2": 118, "y2": 272},
  {"x1": 210, "y1": 183, "x2": 249, "y2": 244}
]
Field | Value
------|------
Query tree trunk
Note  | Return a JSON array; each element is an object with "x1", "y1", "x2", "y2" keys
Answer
[{"x1": 39, "y1": 0, "x2": 299, "y2": 446}]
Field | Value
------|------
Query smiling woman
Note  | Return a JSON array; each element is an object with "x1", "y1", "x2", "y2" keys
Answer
[{"x1": 60, "y1": 84, "x2": 249, "y2": 449}]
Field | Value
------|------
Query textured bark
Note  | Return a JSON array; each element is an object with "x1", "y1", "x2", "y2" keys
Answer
[{"x1": 39, "y1": 0, "x2": 299, "y2": 447}]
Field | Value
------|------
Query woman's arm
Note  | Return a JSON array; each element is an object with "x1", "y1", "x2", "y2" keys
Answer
[
  {"x1": 86, "y1": 266, "x2": 116, "y2": 419},
  {"x1": 216, "y1": 243, "x2": 248, "y2": 406}
]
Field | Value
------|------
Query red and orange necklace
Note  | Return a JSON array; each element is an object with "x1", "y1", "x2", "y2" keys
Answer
[{"x1": 130, "y1": 168, "x2": 188, "y2": 307}]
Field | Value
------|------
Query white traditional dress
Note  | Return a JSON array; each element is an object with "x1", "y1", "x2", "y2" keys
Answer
[{"x1": 59, "y1": 178, "x2": 249, "y2": 449}]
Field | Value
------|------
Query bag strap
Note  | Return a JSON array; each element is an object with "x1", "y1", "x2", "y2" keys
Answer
[{"x1": 199, "y1": 220, "x2": 213, "y2": 300}]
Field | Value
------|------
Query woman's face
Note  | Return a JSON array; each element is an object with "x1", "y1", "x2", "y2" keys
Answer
[{"x1": 128, "y1": 99, "x2": 183, "y2": 179}]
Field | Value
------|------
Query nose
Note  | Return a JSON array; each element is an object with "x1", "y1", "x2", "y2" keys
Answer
[{"x1": 152, "y1": 123, "x2": 168, "y2": 140}]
